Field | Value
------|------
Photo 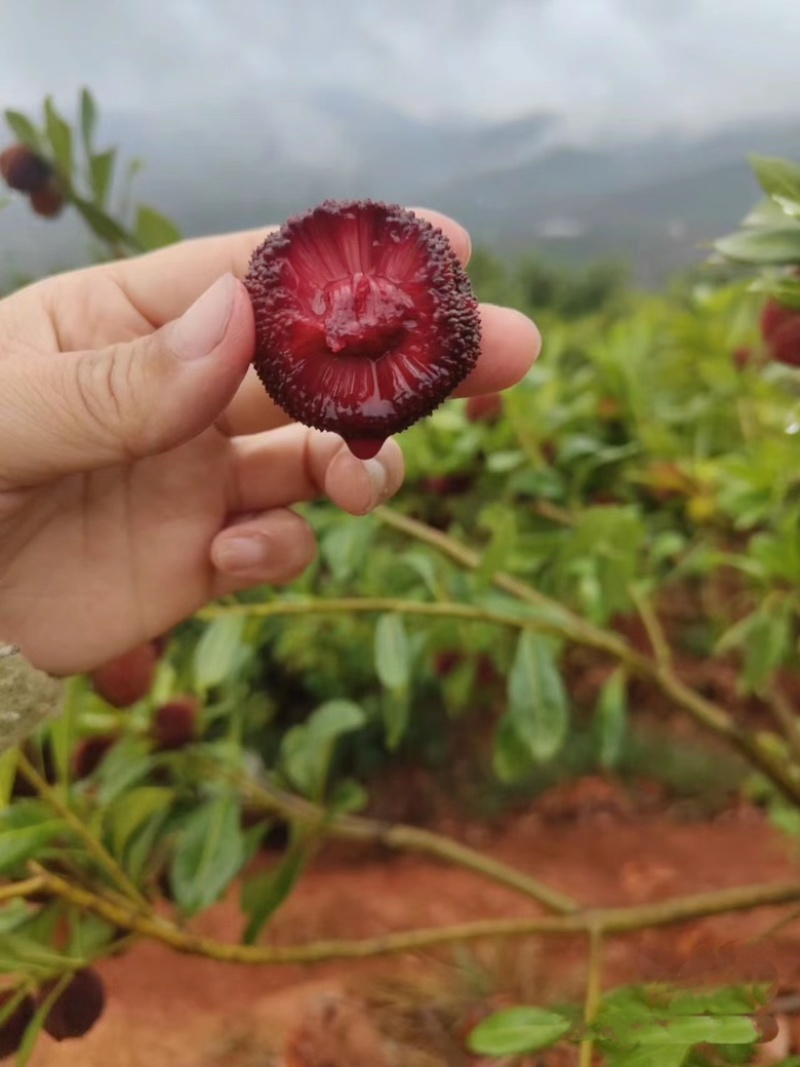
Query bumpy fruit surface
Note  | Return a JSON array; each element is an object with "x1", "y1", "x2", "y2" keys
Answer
[
  {"x1": 40, "y1": 969, "x2": 105, "y2": 1041},
  {"x1": 89, "y1": 642, "x2": 158, "y2": 707},
  {"x1": 760, "y1": 297, "x2": 800, "y2": 367},
  {"x1": 151, "y1": 697, "x2": 198, "y2": 750},
  {"x1": 245, "y1": 199, "x2": 482, "y2": 459},
  {"x1": 0, "y1": 991, "x2": 35, "y2": 1059},
  {"x1": 0, "y1": 144, "x2": 52, "y2": 193}
]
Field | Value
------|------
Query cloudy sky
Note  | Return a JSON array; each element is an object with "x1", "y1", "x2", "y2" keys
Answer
[{"x1": 2, "y1": 0, "x2": 799, "y2": 142}]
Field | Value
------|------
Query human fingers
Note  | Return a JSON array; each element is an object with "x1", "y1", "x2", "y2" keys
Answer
[
  {"x1": 0, "y1": 275, "x2": 254, "y2": 485},
  {"x1": 209, "y1": 507, "x2": 317, "y2": 596},
  {"x1": 227, "y1": 424, "x2": 404, "y2": 517}
]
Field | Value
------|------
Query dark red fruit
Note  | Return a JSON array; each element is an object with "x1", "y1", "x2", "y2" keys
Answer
[
  {"x1": 434, "y1": 650, "x2": 463, "y2": 677},
  {"x1": 0, "y1": 144, "x2": 52, "y2": 193},
  {"x1": 89, "y1": 642, "x2": 158, "y2": 707},
  {"x1": 40, "y1": 969, "x2": 105, "y2": 1041},
  {"x1": 150, "y1": 697, "x2": 198, "y2": 750},
  {"x1": 72, "y1": 735, "x2": 116, "y2": 779},
  {"x1": 760, "y1": 297, "x2": 800, "y2": 367},
  {"x1": 465, "y1": 392, "x2": 502, "y2": 424},
  {"x1": 245, "y1": 200, "x2": 482, "y2": 459},
  {"x1": 29, "y1": 183, "x2": 64, "y2": 219},
  {"x1": 0, "y1": 991, "x2": 35, "y2": 1059}
]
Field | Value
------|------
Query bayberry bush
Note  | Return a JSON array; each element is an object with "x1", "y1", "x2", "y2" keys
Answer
[{"x1": 2, "y1": 92, "x2": 800, "y2": 1065}]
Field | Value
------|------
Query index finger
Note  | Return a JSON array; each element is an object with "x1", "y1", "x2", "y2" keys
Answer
[{"x1": 109, "y1": 208, "x2": 472, "y2": 328}]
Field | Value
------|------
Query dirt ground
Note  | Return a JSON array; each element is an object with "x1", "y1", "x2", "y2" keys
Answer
[{"x1": 25, "y1": 777, "x2": 800, "y2": 1067}]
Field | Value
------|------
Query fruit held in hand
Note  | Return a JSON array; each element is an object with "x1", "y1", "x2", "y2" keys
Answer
[
  {"x1": 40, "y1": 969, "x2": 105, "y2": 1041},
  {"x1": 245, "y1": 199, "x2": 481, "y2": 459},
  {"x1": 0, "y1": 144, "x2": 52, "y2": 193},
  {"x1": 760, "y1": 296, "x2": 800, "y2": 367},
  {"x1": 89, "y1": 641, "x2": 158, "y2": 707},
  {"x1": 0, "y1": 991, "x2": 35, "y2": 1059}
]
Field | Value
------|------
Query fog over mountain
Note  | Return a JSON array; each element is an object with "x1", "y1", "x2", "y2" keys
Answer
[{"x1": 2, "y1": 0, "x2": 799, "y2": 284}]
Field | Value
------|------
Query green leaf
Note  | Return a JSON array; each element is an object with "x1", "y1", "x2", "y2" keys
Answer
[
  {"x1": 595, "y1": 668, "x2": 628, "y2": 769},
  {"x1": 750, "y1": 154, "x2": 800, "y2": 217},
  {"x1": 507, "y1": 632, "x2": 569, "y2": 763},
  {"x1": 374, "y1": 614, "x2": 411, "y2": 690},
  {"x1": 4, "y1": 110, "x2": 43, "y2": 152},
  {"x1": 320, "y1": 516, "x2": 376, "y2": 582},
  {"x1": 467, "y1": 1007, "x2": 572, "y2": 1056},
  {"x1": 280, "y1": 700, "x2": 366, "y2": 798},
  {"x1": 606, "y1": 1045, "x2": 691, "y2": 1067},
  {"x1": 169, "y1": 796, "x2": 246, "y2": 916},
  {"x1": 135, "y1": 204, "x2": 181, "y2": 250},
  {"x1": 72, "y1": 196, "x2": 134, "y2": 247},
  {"x1": 715, "y1": 226, "x2": 800, "y2": 266},
  {"x1": 79, "y1": 87, "x2": 97, "y2": 155},
  {"x1": 194, "y1": 614, "x2": 248, "y2": 692},
  {"x1": 105, "y1": 786, "x2": 173, "y2": 860},
  {"x1": 0, "y1": 933, "x2": 81, "y2": 975},
  {"x1": 43, "y1": 95, "x2": 73, "y2": 180},
  {"x1": 241, "y1": 834, "x2": 311, "y2": 944},
  {"x1": 623, "y1": 1014, "x2": 757, "y2": 1044},
  {"x1": 493, "y1": 713, "x2": 535, "y2": 783},
  {"x1": 89, "y1": 148, "x2": 115, "y2": 209},
  {"x1": 381, "y1": 687, "x2": 410, "y2": 750},
  {"x1": 0, "y1": 821, "x2": 64, "y2": 874}
]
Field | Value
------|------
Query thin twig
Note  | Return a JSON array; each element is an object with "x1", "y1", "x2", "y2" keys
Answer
[
  {"x1": 579, "y1": 926, "x2": 604, "y2": 1067},
  {"x1": 29, "y1": 869, "x2": 800, "y2": 967},
  {"x1": 629, "y1": 583, "x2": 672, "y2": 668},
  {"x1": 233, "y1": 774, "x2": 578, "y2": 915}
]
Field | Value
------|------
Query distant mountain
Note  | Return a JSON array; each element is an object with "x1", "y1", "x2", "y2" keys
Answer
[{"x1": 1, "y1": 90, "x2": 798, "y2": 288}]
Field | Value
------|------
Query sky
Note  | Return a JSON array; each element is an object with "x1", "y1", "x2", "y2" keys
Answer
[{"x1": 2, "y1": 0, "x2": 800, "y2": 142}]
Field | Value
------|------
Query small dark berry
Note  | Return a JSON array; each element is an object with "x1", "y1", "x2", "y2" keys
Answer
[
  {"x1": 0, "y1": 144, "x2": 52, "y2": 193},
  {"x1": 72, "y1": 735, "x2": 116, "y2": 779},
  {"x1": 760, "y1": 297, "x2": 800, "y2": 367},
  {"x1": 150, "y1": 697, "x2": 198, "y2": 750},
  {"x1": 89, "y1": 642, "x2": 158, "y2": 707},
  {"x1": 29, "y1": 183, "x2": 64, "y2": 219},
  {"x1": 40, "y1": 969, "x2": 105, "y2": 1042},
  {"x1": 0, "y1": 991, "x2": 35, "y2": 1059}
]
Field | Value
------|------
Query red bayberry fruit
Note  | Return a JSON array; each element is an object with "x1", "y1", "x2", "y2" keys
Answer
[
  {"x1": 760, "y1": 297, "x2": 800, "y2": 367},
  {"x1": 40, "y1": 969, "x2": 105, "y2": 1042},
  {"x1": 732, "y1": 345, "x2": 753, "y2": 370},
  {"x1": 29, "y1": 183, "x2": 64, "y2": 219},
  {"x1": 465, "y1": 392, "x2": 502, "y2": 424},
  {"x1": 72, "y1": 735, "x2": 116, "y2": 779},
  {"x1": 245, "y1": 200, "x2": 482, "y2": 459},
  {"x1": 0, "y1": 991, "x2": 35, "y2": 1059},
  {"x1": 150, "y1": 697, "x2": 198, "y2": 750},
  {"x1": 89, "y1": 641, "x2": 158, "y2": 707},
  {"x1": 0, "y1": 144, "x2": 52, "y2": 194}
]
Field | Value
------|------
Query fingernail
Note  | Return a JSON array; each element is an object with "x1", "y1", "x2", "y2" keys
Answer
[
  {"x1": 170, "y1": 273, "x2": 237, "y2": 361},
  {"x1": 213, "y1": 534, "x2": 266, "y2": 574},
  {"x1": 363, "y1": 457, "x2": 389, "y2": 509}
]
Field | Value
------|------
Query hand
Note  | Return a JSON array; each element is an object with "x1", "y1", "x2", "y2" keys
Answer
[{"x1": 0, "y1": 211, "x2": 540, "y2": 675}]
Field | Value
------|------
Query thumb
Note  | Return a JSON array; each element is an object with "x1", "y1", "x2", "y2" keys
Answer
[{"x1": 0, "y1": 273, "x2": 254, "y2": 484}]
